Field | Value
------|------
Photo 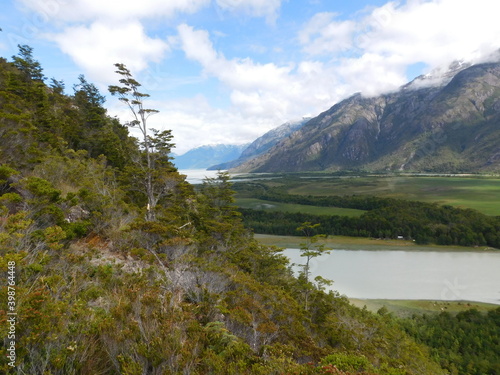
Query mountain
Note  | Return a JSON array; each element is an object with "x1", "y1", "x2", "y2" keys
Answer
[
  {"x1": 172, "y1": 144, "x2": 247, "y2": 169},
  {"x1": 233, "y1": 61, "x2": 500, "y2": 173},
  {"x1": 208, "y1": 118, "x2": 309, "y2": 170}
]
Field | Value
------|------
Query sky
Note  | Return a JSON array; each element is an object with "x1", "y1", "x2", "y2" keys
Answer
[{"x1": 1, "y1": 0, "x2": 500, "y2": 154}]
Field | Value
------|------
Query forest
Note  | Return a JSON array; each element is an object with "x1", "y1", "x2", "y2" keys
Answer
[
  {"x1": 235, "y1": 184, "x2": 500, "y2": 247},
  {"x1": 0, "y1": 45, "x2": 499, "y2": 374},
  {"x1": 400, "y1": 308, "x2": 500, "y2": 374}
]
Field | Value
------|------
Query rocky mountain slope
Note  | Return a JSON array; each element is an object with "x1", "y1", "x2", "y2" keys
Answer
[
  {"x1": 233, "y1": 62, "x2": 500, "y2": 173},
  {"x1": 208, "y1": 118, "x2": 309, "y2": 170},
  {"x1": 172, "y1": 144, "x2": 247, "y2": 169}
]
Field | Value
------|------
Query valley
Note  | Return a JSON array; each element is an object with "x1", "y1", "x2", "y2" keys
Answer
[
  {"x1": 231, "y1": 172, "x2": 500, "y2": 305},
  {"x1": 231, "y1": 172, "x2": 500, "y2": 215},
  {"x1": 231, "y1": 172, "x2": 500, "y2": 247}
]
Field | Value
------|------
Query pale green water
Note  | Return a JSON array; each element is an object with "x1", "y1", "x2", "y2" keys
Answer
[{"x1": 284, "y1": 249, "x2": 500, "y2": 304}]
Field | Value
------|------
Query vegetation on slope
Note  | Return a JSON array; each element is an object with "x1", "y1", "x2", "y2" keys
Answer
[
  {"x1": 0, "y1": 45, "x2": 492, "y2": 374},
  {"x1": 401, "y1": 309, "x2": 500, "y2": 375}
]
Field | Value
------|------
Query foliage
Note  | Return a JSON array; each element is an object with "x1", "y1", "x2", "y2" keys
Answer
[
  {"x1": 0, "y1": 47, "x2": 135, "y2": 170},
  {"x1": 108, "y1": 63, "x2": 177, "y2": 221},
  {"x1": 295, "y1": 222, "x2": 332, "y2": 311},
  {"x1": 401, "y1": 308, "x2": 500, "y2": 375}
]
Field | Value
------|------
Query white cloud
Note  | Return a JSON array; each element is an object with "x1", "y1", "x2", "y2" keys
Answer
[
  {"x1": 17, "y1": 0, "x2": 210, "y2": 22},
  {"x1": 48, "y1": 21, "x2": 169, "y2": 83},
  {"x1": 177, "y1": 24, "x2": 338, "y2": 121},
  {"x1": 177, "y1": 23, "x2": 294, "y2": 95},
  {"x1": 18, "y1": 0, "x2": 281, "y2": 24},
  {"x1": 176, "y1": 25, "x2": 219, "y2": 66},
  {"x1": 108, "y1": 94, "x2": 277, "y2": 154},
  {"x1": 337, "y1": 53, "x2": 408, "y2": 96},
  {"x1": 16, "y1": 0, "x2": 186, "y2": 84},
  {"x1": 215, "y1": 0, "x2": 283, "y2": 23},
  {"x1": 177, "y1": 24, "x2": 296, "y2": 117},
  {"x1": 292, "y1": 0, "x2": 500, "y2": 100},
  {"x1": 300, "y1": 0, "x2": 500, "y2": 90},
  {"x1": 299, "y1": 12, "x2": 356, "y2": 55}
]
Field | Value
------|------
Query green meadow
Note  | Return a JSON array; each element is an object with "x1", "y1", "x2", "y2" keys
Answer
[
  {"x1": 349, "y1": 299, "x2": 499, "y2": 317},
  {"x1": 235, "y1": 174, "x2": 500, "y2": 250},
  {"x1": 235, "y1": 197, "x2": 365, "y2": 216},
  {"x1": 253, "y1": 233, "x2": 495, "y2": 252},
  {"x1": 288, "y1": 175, "x2": 500, "y2": 216},
  {"x1": 234, "y1": 174, "x2": 500, "y2": 216}
]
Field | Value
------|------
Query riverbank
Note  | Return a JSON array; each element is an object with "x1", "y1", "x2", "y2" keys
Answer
[
  {"x1": 349, "y1": 299, "x2": 500, "y2": 317},
  {"x1": 255, "y1": 234, "x2": 499, "y2": 252}
]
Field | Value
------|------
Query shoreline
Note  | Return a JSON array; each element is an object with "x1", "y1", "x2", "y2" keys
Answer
[
  {"x1": 348, "y1": 298, "x2": 500, "y2": 317},
  {"x1": 255, "y1": 233, "x2": 499, "y2": 252}
]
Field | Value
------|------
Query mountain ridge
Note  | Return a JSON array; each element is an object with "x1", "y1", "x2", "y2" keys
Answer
[
  {"x1": 232, "y1": 61, "x2": 500, "y2": 173},
  {"x1": 208, "y1": 118, "x2": 310, "y2": 170},
  {"x1": 173, "y1": 143, "x2": 247, "y2": 169}
]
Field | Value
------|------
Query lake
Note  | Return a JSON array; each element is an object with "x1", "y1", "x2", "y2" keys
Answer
[
  {"x1": 284, "y1": 249, "x2": 500, "y2": 304},
  {"x1": 179, "y1": 169, "x2": 227, "y2": 184}
]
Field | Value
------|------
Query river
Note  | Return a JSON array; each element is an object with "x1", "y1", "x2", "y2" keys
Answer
[
  {"x1": 179, "y1": 169, "x2": 227, "y2": 184},
  {"x1": 284, "y1": 249, "x2": 500, "y2": 304}
]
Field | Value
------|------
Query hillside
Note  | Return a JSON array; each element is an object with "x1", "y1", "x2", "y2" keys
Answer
[
  {"x1": 0, "y1": 46, "x2": 454, "y2": 374},
  {"x1": 233, "y1": 61, "x2": 500, "y2": 173},
  {"x1": 172, "y1": 144, "x2": 247, "y2": 169},
  {"x1": 208, "y1": 118, "x2": 309, "y2": 170}
]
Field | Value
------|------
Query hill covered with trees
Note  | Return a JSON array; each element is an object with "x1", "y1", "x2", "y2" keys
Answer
[{"x1": 0, "y1": 46, "x2": 497, "y2": 374}]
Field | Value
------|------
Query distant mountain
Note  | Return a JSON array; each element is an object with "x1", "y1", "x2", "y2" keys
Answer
[
  {"x1": 172, "y1": 144, "x2": 247, "y2": 169},
  {"x1": 208, "y1": 118, "x2": 310, "y2": 170},
  {"x1": 233, "y1": 61, "x2": 500, "y2": 173}
]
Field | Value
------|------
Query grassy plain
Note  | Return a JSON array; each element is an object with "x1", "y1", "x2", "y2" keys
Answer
[
  {"x1": 238, "y1": 174, "x2": 500, "y2": 250},
  {"x1": 236, "y1": 173, "x2": 500, "y2": 249},
  {"x1": 349, "y1": 299, "x2": 499, "y2": 317},
  {"x1": 279, "y1": 175, "x2": 500, "y2": 216},
  {"x1": 233, "y1": 174, "x2": 500, "y2": 215},
  {"x1": 235, "y1": 197, "x2": 365, "y2": 217},
  {"x1": 253, "y1": 234, "x2": 496, "y2": 252}
]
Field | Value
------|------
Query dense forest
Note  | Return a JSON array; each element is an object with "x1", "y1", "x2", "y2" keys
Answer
[
  {"x1": 235, "y1": 184, "x2": 500, "y2": 247},
  {"x1": 0, "y1": 46, "x2": 499, "y2": 374},
  {"x1": 400, "y1": 309, "x2": 500, "y2": 375}
]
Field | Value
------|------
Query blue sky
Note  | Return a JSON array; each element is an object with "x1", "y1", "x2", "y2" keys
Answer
[{"x1": 1, "y1": 0, "x2": 500, "y2": 154}]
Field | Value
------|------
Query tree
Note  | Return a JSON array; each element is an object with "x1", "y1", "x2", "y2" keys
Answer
[
  {"x1": 108, "y1": 63, "x2": 176, "y2": 220},
  {"x1": 73, "y1": 74, "x2": 106, "y2": 128},
  {"x1": 11, "y1": 45, "x2": 45, "y2": 81},
  {"x1": 197, "y1": 171, "x2": 244, "y2": 252},
  {"x1": 296, "y1": 222, "x2": 332, "y2": 311},
  {"x1": 49, "y1": 78, "x2": 65, "y2": 95}
]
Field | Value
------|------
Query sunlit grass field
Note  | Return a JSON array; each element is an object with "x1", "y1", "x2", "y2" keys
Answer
[
  {"x1": 235, "y1": 197, "x2": 365, "y2": 217},
  {"x1": 253, "y1": 234, "x2": 492, "y2": 252},
  {"x1": 349, "y1": 299, "x2": 499, "y2": 317},
  {"x1": 244, "y1": 175, "x2": 500, "y2": 216}
]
